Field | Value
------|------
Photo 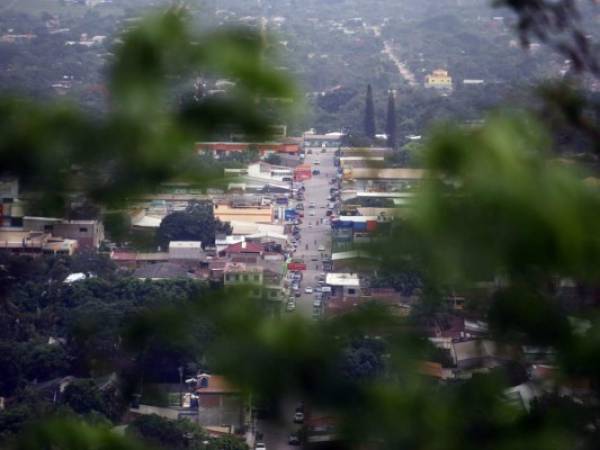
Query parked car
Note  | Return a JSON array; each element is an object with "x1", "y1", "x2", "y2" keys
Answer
[
  {"x1": 304, "y1": 286, "x2": 313, "y2": 294},
  {"x1": 309, "y1": 210, "x2": 316, "y2": 216},
  {"x1": 255, "y1": 443, "x2": 266, "y2": 450},
  {"x1": 318, "y1": 245, "x2": 325, "y2": 252},
  {"x1": 288, "y1": 433, "x2": 300, "y2": 445},
  {"x1": 286, "y1": 301, "x2": 296, "y2": 312},
  {"x1": 294, "y1": 411, "x2": 305, "y2": 423}
]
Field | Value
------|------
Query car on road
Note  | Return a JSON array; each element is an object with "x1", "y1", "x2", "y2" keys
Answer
[
  {"x1": 304, "y1": 286, "x2": 313, "y2": 294},
  {"x1": 286, "y1": 301, "x2": 296, "y2": 312},
  {"x1": 309, "y1": 210, "x2": 315, "y2": 216},
  {"x1": 309, "y1": 201, "x2": 315, "y2": 207},
  {"x1": 255, "y1": 443, "x2": 266, "y2": 450},
  {"x1": 311, "y1": 255, "x2": 319, "y2": 261},
  {"x1": 318, "y1": 245, "x2": 325, "y2": 252},
  {"x1": 312, "y1": 169, "x2": 320, "y2": 175},
  {"x1": 308, "y1": 223, "x2": 313, "y2": 228},
  {"x1": 294, "y1": 411, "x2": 305, "y2": 423},
  {"x1": 288, "y1": 433, "x2": 300, "y2": 446}
]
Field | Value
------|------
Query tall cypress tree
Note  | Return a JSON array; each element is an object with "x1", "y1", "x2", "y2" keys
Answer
[
  {"x1": 364, "y1": 84, "x2": 376, "y2": 139},
  {"x1": 386, "y1": 90, "x2": 397, "y2": 148}
]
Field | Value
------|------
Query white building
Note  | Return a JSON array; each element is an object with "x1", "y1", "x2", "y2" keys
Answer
[
  {"x1": 247, "y1": 162, "x2": 293, "y2": 182},
  {"x1": 325, "y1": 273, "x2": 361, "y2": 298}
]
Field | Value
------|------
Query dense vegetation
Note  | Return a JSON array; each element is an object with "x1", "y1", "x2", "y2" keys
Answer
[{"x1": 1, "y1": 1, "x2": 600, "y2": 450}]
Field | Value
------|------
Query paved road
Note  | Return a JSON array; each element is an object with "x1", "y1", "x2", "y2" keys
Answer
[
  {"x1": 258, "y1": 148, "x2": 337, "y2": 449},
  {"x1": 290, "y1": 147, "x2": 335, "y2": 319}
]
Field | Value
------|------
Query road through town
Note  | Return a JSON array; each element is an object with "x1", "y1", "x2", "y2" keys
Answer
[{"x1": 292, "y1": 147, "x2": 335, "y2": 319}]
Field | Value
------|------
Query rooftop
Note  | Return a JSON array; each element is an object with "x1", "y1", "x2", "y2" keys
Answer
[
  {"x1": 224, "y1": 262, "x2": 263, "y2": 273},
  {"x1": 134, "y1": 263, "x2": 191, "y2": 280},
  {"x1": 169, "y1": 241, "x2": 202, "y2": 249},
  {"x1": 326, "y1": 273, "x2": 360, "y2": 287},
  {"x1": 195, "y1": 374, "x2": 240, "y2": 394}
]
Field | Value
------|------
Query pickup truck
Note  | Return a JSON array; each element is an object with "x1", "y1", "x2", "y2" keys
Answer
[{"x1": 287, "y1": 261, "x2": 307, "y2": 271}]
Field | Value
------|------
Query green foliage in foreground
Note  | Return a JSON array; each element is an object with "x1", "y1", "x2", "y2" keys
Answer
[{"x1": 2, "y1": 3, "x2": 600, "y2": 450}]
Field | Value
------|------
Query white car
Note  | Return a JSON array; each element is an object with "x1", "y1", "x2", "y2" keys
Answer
[
  {"x1": 294, "y1": 411, "x2": 305, "y2": 423},
  {"x1": 286, "y1": 302, "x2": 296, "y2": 312},
  {"x1": 255, "y1": 443, "x2": 266, "y2": 450},
  {"x1": 318, "y1": 245, "x2": 325, "y2": 252},
  {"x1": 309, "y1": 210, "x2": 316, "y2": 216},
  {"x1": 304, "y1": 287, "x2": 313, "y2": 294}
]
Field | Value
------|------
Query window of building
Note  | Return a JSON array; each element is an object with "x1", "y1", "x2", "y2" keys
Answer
[
  {"x1": 253, "y1": 275, "x2": 260, "y2": 282},
  {"x1": 243, "y1": 275, "x2": 249, "y2": 282},
  {"x1": 2, "y1": 198, "x2": 13, "y2": 203},
  {"x1": 79, "y1": 227, "x2": 88, "y2": 233},
  {"x1": 348, "y1": 288, "x2": 356, "y2": 295},
  {"x1": 44, "y1": 225, "x2": 53, "y2": 232},
  {"x1": 225, "y1": 274, "x2": 231, "y2": 282}
]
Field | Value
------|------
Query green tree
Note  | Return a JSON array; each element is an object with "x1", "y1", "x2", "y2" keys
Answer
[
  {"x1": 62, "y1": 380, "x2": 108, "y2": 418},
  {"x1": 156, "y1": 201, "x2": 231, "y2": 249},
  {"x1": 206, "y1": 434, "x2": 249, "y2": 450},
  {"x1": 127, "y1": 415, "x2": 205, "y2": 450},
  {"x1": 385, "y1": 91, "x2": 397, "y2": 148},
  {"x1": 364, "y1": 84, "x2": 376, "y2": 139}
]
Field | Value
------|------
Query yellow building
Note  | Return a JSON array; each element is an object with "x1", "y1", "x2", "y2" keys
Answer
[
  {"x1": 425, "y1": 69, "x2": 453, "y2": 90},
  {"x1": 213, "y1": 203, "x2": 273, "y2": 224}
]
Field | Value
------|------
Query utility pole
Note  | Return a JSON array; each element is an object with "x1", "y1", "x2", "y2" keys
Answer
[{"x1": 178, "y1": 366, "x2": 184, "y2": 407}]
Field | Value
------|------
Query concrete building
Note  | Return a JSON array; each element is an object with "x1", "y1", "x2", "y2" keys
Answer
[
  {"x1": 0, "y1": 230, "x2": 77, "y2": 256},
  {"x1": 168, "y1": 241, "x2": 204, "y2": 260},
  {"x1": 194, "y1": 374, "x2": 245, "y2": 434},
  {"x1": 23, "y1": 217, "x2": 104, "y2": 249},
  {"x1": 247, "y1": 162, "x2": 293, "y2": 182},
  {"x1": 196, "y1": 142, "x2": 300, "y2": 158},
  {"x1": 213, "y1": 203, "x2": 273, "y2": 224},
  {"x1": 425, "y1": 69, "x2": 453, "y2": 90},
  {"x1": 223, "y1": 262, "x2": 264, "y2": 298},
  {"x1": 326, "y1": 272, "x2": 361, "y2": 298},
  {"x1": 342, "y1": 167, "x2": 425, "y2": 182},
  {"x1": 303, "y1": 131, "x2": 342, "y2": 149},
  {"x1": 0, "y1": 177, "x2": 24, "y2": 227}
]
